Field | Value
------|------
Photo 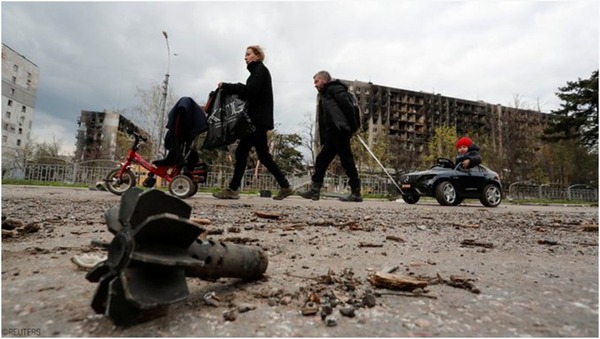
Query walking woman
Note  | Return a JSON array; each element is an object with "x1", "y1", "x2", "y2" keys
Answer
[{"x1": 213, "y1": 45, "x2": 293, "y2": 200}]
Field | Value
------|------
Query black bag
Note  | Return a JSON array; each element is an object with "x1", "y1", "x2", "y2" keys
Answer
[{"x1": 202, "y1": 88, "x2": 256, "y2": 149}]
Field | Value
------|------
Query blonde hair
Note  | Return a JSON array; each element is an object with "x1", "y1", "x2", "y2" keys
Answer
[{"x1": 247, "y1": 45, "x2": 265, "y2": 62}]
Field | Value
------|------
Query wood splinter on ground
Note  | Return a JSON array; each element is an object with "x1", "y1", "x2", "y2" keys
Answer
[
  {"x1": 190, "y1": 217, "x2": 212, "y2": 225},
  {"x1": 385, "y1": 235, "x2": 405, "y2": 243},
  {"x1": 453, "y1": 223, "x2": 480, "y2": 229},
  {"x1": 578, "y1": 224, "x2": 598, "y2": 232},
  {"x1": 254, "y1": 211, "x2": 284, "y2": 219},
  {"x1": 359, "y1": 242, "x2": 384, "y2": 248},
  {"x1": 460, "y1": 239, "x2": 494, "y2": 248},
  {"x1": 435, "y1": 273, "x2": 481, "y2": 294},
  {"x1": 368, "y1": 271, "x2": 428, "y2": 291}
]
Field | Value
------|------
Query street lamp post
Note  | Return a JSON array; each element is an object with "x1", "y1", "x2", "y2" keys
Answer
[{"x1": 157, "y1": 30, "x2": 170, "y2": 158}]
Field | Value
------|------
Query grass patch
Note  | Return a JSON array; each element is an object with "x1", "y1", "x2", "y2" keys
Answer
[
  {"x1": 2, "y1": 179, "x2": 88, "y2": 188},
  {"x1": 509, "y1": 198, "x2": 597, "y2": 206}
]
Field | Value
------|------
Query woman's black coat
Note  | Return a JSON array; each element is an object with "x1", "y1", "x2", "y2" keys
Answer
[{"x1": 220, "y1": 61, "x2": 274, "y2": 130}]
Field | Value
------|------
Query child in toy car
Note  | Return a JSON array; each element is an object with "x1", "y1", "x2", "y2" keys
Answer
[{"x1": 455, "y1": 136, "x2": 481, "y2": 169}]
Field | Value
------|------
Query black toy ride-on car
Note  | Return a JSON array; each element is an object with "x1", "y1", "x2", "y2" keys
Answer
[{"x1": 397, "y1": 158, "x2": 503, "y2": 207}]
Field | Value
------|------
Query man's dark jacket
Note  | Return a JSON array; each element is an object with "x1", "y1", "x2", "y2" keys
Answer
[
  {"x1": 220, "y1": 61, "x2": 274, "y2": 130},
  {"x1": 317, "y1": 79, "x2": 359, "y2": 143}
]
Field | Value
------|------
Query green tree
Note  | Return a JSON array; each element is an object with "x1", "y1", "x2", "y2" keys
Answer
[
  {"x1": 543, "y1": 70, "x2": 598, "y2": 150},
  {"x1": 271, "y1": 132, "x2": 305, "y2": 176},
  {"x1": 538, "y1": 139, "x2": 598, "y2": 186},
  {"x1": 205, "y1": 129, "x2": 304, "y2": 177},
  {"x1": 424, "y1": 126, "x2": 457, "y2": 164}
]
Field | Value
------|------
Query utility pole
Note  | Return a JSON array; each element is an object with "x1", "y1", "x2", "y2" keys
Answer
[{"x1": 157, "y1": 30, "x2": 170, "y2": 158}]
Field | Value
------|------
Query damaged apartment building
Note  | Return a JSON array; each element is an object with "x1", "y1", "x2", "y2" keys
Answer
[
  {"x1": 2, "y1": 44, "x2": 39, "y2": 168},
  {"x1": 75, "y1": 110, "x2": 152, "y2": 163},
  {"x1": 341, "y1": 79, "x2": 549, "y2": 168}
]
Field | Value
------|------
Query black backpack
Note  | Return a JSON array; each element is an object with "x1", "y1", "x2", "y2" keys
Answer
[{"x1": 346, "y1": 90, "x2": 362, "y2": 133}]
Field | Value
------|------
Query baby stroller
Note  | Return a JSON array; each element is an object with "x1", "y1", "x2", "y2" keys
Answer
[
  {"x1": 150, "y1": 97, "x2": 210, "y2": 195},
  {"x1": 105, "y1": 97, "x2": 209, "y2": 199}
]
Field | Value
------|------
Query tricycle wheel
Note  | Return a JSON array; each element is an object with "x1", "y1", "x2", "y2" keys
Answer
[
  {"x1": 169, "y1": 175, "x2": 196, "y2": 199},
  {"x1": 105, "y1": 169, "x2": 136, "y2": 195}
]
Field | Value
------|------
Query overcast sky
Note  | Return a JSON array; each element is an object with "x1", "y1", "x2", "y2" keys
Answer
[{"x1": 2, "y1": 0, "x2": 598, "y2": 156}]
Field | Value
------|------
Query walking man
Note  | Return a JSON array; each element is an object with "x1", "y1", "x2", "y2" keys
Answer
[{"x1": 299, "y1": 70, "x2": 362, "y2": 202}]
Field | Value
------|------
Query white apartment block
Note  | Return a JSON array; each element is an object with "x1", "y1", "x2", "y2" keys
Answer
[{"x1": 1, "y1": 43, "x2": 39, "y2": 166}]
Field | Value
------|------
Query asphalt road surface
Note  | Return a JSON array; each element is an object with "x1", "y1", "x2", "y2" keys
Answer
[{"x1": 1, "y1": 185, "x2": 598, "y2": 337}]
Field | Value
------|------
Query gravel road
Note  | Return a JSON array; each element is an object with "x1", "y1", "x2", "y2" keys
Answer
[{"x1": 1, "y1": 185, "x2": 598, "y2": 337}]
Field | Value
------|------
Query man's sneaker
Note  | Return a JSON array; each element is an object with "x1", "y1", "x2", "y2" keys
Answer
[
  {"x1": 273, "y1": 187, "x2": 294, "y2": 200},
  {"x1": 339, "y1": 193, "x2": 363, "y2": 202},
  {"x1": 212, "y1": 188, "x2": 240, "y2": 199}
]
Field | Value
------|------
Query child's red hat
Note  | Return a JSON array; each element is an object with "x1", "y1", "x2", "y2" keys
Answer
[{"x1": 455, "y1": 137, "x2": 472, "y2": 150}]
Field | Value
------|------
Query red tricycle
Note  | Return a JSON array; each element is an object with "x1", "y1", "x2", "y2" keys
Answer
[{"x1": 105, "y1": 129, "x2": 208, "y2": 199}]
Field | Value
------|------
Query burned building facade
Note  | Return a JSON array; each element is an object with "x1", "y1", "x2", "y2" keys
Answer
[
  {"x1": 75, "y1": 110, "x2": 151, "y2": 162},
  {"x1": 341, "y1": 80, "x2": 549, "y2": 159}
]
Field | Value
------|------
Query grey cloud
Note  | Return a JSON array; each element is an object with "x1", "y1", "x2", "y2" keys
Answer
[{"x1": 2, "y1": 0, "x2": 597, "y2": 155}]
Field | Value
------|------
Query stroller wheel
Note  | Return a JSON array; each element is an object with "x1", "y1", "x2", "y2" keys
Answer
[{"x1": 169, "y1": 175, "x2": 197, "y2": 199}]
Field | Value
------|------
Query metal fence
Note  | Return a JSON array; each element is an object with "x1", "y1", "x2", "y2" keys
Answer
[
  {"x1": 508, "y1": 181, "x2": 598, "y2": 202},
  {"x1": 5, "y1": 163, "x2": 598, "y2": 202},
  {"x1": 2, "y1": 162, "x2": 396, "y2": 196},
  {"x1": 3, "y1": 161, "x2": 121, "y2": 185}
]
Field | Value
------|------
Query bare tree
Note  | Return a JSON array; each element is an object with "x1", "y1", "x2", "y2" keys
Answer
[
  {"x1": 33, "y1": 137, "x2": 65, "y2": 163},
  {"x1": 299, "y1": 111, "x2": 316, "y2": 167},
  {"x1": 10, "y1": 140, "x2": 35, "y2": 171},
  {"x1": 481, "y1": 94, "x2": 548, "y2": 186},
  {"x1": 131, "y1": 84, "x2": 177, "y2": 158}
]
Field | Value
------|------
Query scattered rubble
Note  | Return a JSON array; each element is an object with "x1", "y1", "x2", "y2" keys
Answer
[{"x1": 1, "y1": 186, "x2": 598, "y2": 337}]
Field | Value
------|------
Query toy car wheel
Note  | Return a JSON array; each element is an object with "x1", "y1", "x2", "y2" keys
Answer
[
  {"x1": 105, "y1": 169, "x2": 136, "y2": 195},
  {"x1": 435, "y1": 180, "x2": 457, "y2": 206},
  {"x1": 401, "y1": 195, "x2": 420, "y2": 204},
  {"x1": 452, "y1": 197, "x2": 464, "y2": 206},
  {"x1": 169, "y1": 175, "x2": 196, "y2": 199},
  {"x1": 480, "y1": 184, "x2": 502, "y2": 207}
]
